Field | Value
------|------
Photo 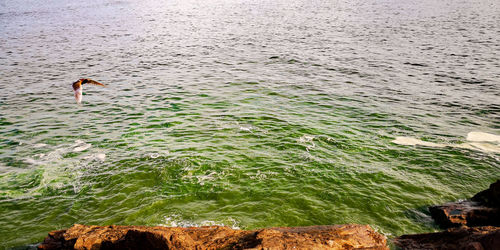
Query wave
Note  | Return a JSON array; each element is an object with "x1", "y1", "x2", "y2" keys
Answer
[
  {"x1": 0, "y1": 140, "x2": 106, "y2": 200},
  {"x1": 160, "y1": 214, "x2": 240, "y2": 229}
]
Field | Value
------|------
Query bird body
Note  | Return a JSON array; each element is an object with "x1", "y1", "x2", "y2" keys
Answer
[
  {"x1": 74, "y1": 85, "x2": 83, "y2": 103},
  {"x1": 72, "y1": 78, "x2": 105, "y2": 103}
]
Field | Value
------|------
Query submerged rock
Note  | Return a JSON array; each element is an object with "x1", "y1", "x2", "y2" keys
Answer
[
  {"x1": 394, "y1": 226, "x2": 500, "y2": 250},
  {"x1": 38, "y1": 224, "x2": 388, "y2": 250},
  {"x1": 429, "y1": 180, "x2": 500, "y2": 228}
]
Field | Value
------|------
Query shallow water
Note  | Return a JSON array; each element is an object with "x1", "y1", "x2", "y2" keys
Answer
[{"x1": 0, "y1": 0, "x2": 499, "y2": 248}]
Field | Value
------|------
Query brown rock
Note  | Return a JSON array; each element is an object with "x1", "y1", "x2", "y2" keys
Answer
[
  {"x1": 38, "y1": 224, "x2": 388, "y2": 250},
  {"x1": 429, "y1": 201, "x2": 500, "y2": 228},
  {"x1": 255, "y1": 225, "x2": 388, "y2": 250},
  {"x1": 393, "y1": 226, "x2": 500, "y2": 250},
  {"x1": 429, "y1": 180, "x2": 500, "y2": 228}
]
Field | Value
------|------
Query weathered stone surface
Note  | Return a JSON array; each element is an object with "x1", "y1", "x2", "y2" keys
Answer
[
  {"x1": 394, "y1": 226, "x2": 500, "y2": 250},
  {"x1": 429, "y1": 180, "x2": 500, "y2": 228},
  {"x1": 38, "y1": 224, "x2": 388, "y2": 250},
  {"x1": 253, "y1": 225, "x2": 388, "y2": 249}
]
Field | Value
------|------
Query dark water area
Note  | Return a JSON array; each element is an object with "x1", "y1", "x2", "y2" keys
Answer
[{"x1": 0, "y1": 0, "x2": 499, "y2": 248}]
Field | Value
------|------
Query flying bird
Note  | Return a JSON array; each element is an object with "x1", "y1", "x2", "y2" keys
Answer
[{"x1": 72, "y1": 78, "x2": 106, "y2": 103}]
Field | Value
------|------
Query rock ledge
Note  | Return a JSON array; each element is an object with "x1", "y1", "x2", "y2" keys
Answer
[{"x1": 38, "y1": 224, "x2": 388, "y2": 250}]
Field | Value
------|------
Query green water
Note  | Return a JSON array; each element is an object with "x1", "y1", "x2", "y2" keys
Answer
[{"x1": 1, "y1": 0, "x2": 499, "y2": 248}]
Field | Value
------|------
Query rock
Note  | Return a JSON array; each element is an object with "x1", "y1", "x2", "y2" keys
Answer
[
  {"x1": 252, "y1": 225, "x2": 388, "y2": 249},
  {"x1": 38, "y1": 224, "x2": 388, "y2": 250},
  {"x1": 429, "y1": 201, "x2": 500, "y2": 228},
  {"x1": 395, "y1": 180, "x2": 500, "y2": 249},
  {"x1": 429, "y1": 180, "x2": 500, "y2": 228},
  {"x1": 472, "y1": 180, "x2": 500, "y2": 207},
  {"x1": 393, "y1": 226, "x2": 500, "y2": 250}
]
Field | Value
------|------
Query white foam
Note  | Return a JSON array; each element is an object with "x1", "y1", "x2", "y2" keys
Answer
[
  {"x1": 467, "y1": 142, "x2": 500, "y2": 153},
  {"x1": 298, "y1": 135, "x2": 315, "y2": 143},
  {"x1": 33, "y1": 143, "x2": 48, "y2": 148},
  {"x1": 3, "y1": 140, "x2": 109, "y2": 199},
  {"x1": 46, "y1": 149, "x2": 64, "y2": 161},
  {"x1": 161, "y1": 215, "x2": 240, "y2": 229},
  {"x1": 194, "y1": 171, "x2": 217, "y2": 186},
  {"x1": 392, "y1": 137, "x2": 446, "y2": 148},
  {"x1": 393, "y1": 132, "x2": 500, "y2": 154},
  {"x1": 73, "y1": 144, "x2": 91, "y2": 152},
  {"x1": 466, "y1": 132, "x2": 500, "y2": 143},
  {"x1": 298, "y1": 135, "x2": 316, "y2": 152},
  {"x1": 96, "y1": 153, "x2": 106, "y2": 161},
  {"x1": 239, "y1": 126, "x2": 252, "y2": 132},
  {"x1": 149, "y1": 153, "x2": 160, "y2": 159},
  {"x1": 453, "y1": 143, "x2": 477, "y2": 150}
]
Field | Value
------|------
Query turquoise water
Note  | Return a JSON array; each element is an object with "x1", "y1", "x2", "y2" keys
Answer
[{"x1": 1, "y1": 0, "x2": 499, "y2": 248}]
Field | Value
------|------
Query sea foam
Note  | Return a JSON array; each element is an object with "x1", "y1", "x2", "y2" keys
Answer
[
  {"x1": 466, "y1": 132, "x2": 500, "y2": 143},
  {"x1": 392, "y1": 131, "x2": 500, "y2": 153}
]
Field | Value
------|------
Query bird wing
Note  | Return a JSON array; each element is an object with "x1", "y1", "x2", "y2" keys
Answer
[{"x1": 82, "y1": 78, "x2": 106, "y2": 87}]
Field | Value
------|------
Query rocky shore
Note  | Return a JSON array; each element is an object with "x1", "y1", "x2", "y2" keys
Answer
[
  {"x1": 38, "y1": 224, "x2": 388, "y2": 250},
  {"x1": 38, "y1": 180, "x2": 499, "y2": 249}
]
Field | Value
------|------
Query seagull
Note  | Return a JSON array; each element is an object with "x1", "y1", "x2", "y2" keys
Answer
[{"x1": 72, "y1": 78, "x2": 106, "y2": 103}]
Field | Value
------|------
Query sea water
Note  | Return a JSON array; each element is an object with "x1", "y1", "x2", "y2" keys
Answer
[{"x1": 0, "y1": 0, "x2": 499, "y2": 248}]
